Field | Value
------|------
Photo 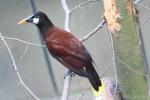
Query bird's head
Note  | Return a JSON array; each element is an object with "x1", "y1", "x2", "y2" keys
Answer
[
  {"x1": 18, "y1": 11, "x2": 53, "y2": 29},
  {"x1": 18, "y1": 11, "x2": 45, "y2": 25}
]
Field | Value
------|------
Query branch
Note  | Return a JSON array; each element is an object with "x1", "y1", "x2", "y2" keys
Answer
[
  {"x1": 3, "y1": 36, "x2": 45, "y2": 47},
  {"x1": 99, "y1": 59, "x2": 113, "y2": 78},
  {"x1": 70, "y1": 0, "x2": 105, "y2": 42},
  {"x1": 80, "y1": 20, "x2": 106, "y2": 42},
  {"x1": 61, "y1": 0, "x2": 70, "y2": 32},
  {"x1": 134, "y1": 0, "x2": 150, "y2": 11},
  {"x1": 0, "y1": 32, "x2": 40, "y2": 100},
  {"x1": 0, "y1": 35, "x2": 45, "y2": 61},
  {"x1": 134, "y1": 0, "x2": 143, "y2": 4},
  {"x1": 19, "y1": 45, "x2": 30, "y2": 60},
  {"x1": 61, "y1": 0, "x2": 72, "y2": 100},
  {"x1": 61, "y1": 0, "x2": 103, "y2": 99},
  {"x1": 141, "y1": 15, "x2": 150, "y2": 25}
]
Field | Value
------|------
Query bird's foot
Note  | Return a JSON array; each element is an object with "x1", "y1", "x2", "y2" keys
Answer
[{"x1": 64, "y1": 70, "x2": 75, "y2": 79}]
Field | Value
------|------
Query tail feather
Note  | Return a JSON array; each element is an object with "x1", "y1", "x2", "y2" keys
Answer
[
  {"x1": 88, "y1": 69, "x2": 101, "y2": 91},
  {"x1": 85, "y1": 62, "x2": 101, "y2": 91},
  {"x1": 84, "y1": 62, "x2": 104, "y2": 96},
  {"x1": 88, "y1": 69, "x2": 105, "y2": 96}
]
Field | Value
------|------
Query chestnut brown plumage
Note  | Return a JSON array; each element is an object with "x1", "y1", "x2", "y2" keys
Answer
[{"x1": 18, "y1": 11, "x2": 102, "y2": 92}]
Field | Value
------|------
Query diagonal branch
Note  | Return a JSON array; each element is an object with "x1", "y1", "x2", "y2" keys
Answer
[
  {"x1": 19, "y1": 45, "x2": 30, "y2": 60},
  {"x1": 80, "y1": 20, "x2": 106, "y2": 42}
]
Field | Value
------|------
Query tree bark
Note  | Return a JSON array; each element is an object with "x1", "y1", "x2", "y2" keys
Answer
[{"x1": 114, "y1": 0, "x2": 149, "y2": 99}]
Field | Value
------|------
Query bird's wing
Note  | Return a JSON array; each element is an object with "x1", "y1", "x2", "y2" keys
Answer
[{"x1": 46, "y1": 36, "x2": 93, "y2": 71}]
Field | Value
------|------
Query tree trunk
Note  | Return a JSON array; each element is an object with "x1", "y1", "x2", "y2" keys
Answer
[{"x1": 114, "y1": 0, "x2": 149, "y2": 99}]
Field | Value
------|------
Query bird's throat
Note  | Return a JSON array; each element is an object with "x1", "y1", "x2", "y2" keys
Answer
[{"x1": 37, "y1": 21, "x2": 54, "y2": 36}]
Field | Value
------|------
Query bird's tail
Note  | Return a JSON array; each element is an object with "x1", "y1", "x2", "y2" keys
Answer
[{"x1": 87, "y1": 65, "x2": 104, "y2": 96}]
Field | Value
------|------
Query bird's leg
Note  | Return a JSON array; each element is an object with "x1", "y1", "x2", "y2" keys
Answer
[{"x1": 64, "y1": 70, "x2": 75, "y2": 79}]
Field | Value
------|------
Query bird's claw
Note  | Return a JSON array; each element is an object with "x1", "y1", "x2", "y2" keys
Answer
[{"x1": 64, "y1": 70, "x2": 75, "y2": 79}]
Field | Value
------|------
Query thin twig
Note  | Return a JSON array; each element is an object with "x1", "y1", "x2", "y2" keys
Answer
[
  {"x1": 141, "y1": 15, "x2": 150, "y2": 25},
  {"x1": 77, "y1": 86, "x2": 91, "y2": 100},
  {"x1": 134, "y1": 0, "x2": 143, "y2": 4},
  {"x1": 3, "y1": 36, "x2": 45, "y2": 47},
  {"x1": 70, "y1": 0, "x2": 99, "y2": 13},
  {"x1": 136, "y1": 3, "x2": 150, "y2": 11},
  {"x1": 19, "y1": 45, "x2": 30, "y2": 60},
  {"x1": 0, "y1": 32, "x2": 40, "y2": 100},
  {"x1": 99, "y1": 59, "x2": 113, "y2": 78},
  {"x1": 0, "y1": 35, "x2": 45, "y2": 61},
  {"x1": 117, "y1": 57, "x2": 150, "y2": 76},
  {"x1": 108, "y1": 31, "x2": 118, "y2": 97},
  {"x1": 69, "y1": 0, "x2": 105, "y2": 42}
]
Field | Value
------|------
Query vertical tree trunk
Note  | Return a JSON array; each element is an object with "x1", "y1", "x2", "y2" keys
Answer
[{"x1": 114, "y1": 0, "x2": 149, "y2": 99}]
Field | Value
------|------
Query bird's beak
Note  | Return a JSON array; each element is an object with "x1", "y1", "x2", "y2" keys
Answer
[
  {"x1": 17, "y1": 18, "x2": 28, "y2": 24},
  {"x1": 18, "y1": 15, "x2": 33, "y2": 24}
]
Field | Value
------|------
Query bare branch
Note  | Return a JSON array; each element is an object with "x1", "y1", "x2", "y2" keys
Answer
[
  {"x1": 80, "y1": 20, "x2": 106, "y2": 42},
  {"x1": 141, "y1": 15, "x2": 150, "y2": 25},
  {"x1": 99, "y1": 59, "x2": 113, "y2": 78},
  {"x1": 70, "y1": 0, "x2": 104, "y2": 42},
  {"x1": 3, "y1": 36, "x2": 45, "y2": 47},
  {"x1": 108, "y1": 31, "x2": 118, "y2": 97},
  {"x1": 0, "y1": 32, "x2": 40, "y2": 100},
  {"x1": 61, "y1": 0, "x2": 70, "y2": 32},
  {"x1": 134, "y1": 0, "x2": 150, "y2": 11},
  {"x1": 0, "y1": 35, "x2": 45, "y2": 60},
  {"x1": 61, "y1": 72, "x2": 72, "y2": 100},
  {"x1": 61, "y1": 0, "x2": 72, "y2": 100},
  {"x1": 19, "y1": 45, "x2": 30, "y2": 60},
  {"x1": 134, "y1": 0, "x2": 143, "y2": 4}
]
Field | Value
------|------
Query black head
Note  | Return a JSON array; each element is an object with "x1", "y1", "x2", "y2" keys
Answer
[{"x1": 18, "y1": 11, "x2": 54, "y2": 32}]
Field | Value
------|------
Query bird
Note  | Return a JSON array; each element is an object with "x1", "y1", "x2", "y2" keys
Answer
[{"x1": 18, "y1": 11, "x2": 104, "y2": 96}]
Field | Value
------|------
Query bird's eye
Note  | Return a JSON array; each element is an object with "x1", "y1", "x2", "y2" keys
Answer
[{"x1": 35, "y1": 16, "x2": 40, "y2": 19}]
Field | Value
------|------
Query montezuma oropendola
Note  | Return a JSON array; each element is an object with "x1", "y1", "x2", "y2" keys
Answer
[{"x1": 18, "y1": 11, "x2": 104, "y2": 96}]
